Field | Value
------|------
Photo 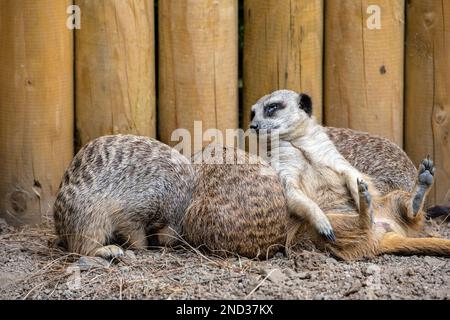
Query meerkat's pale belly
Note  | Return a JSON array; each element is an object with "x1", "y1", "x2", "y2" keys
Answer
[
  {"x1": 276, "y1": 145, "x2": 356, "y2": 213},
  {"x1": 300, "y1": 164, "x2": 355, "y2": 212}
]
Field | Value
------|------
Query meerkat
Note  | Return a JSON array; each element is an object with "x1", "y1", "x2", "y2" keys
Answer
[
  {"x1": 182, "y1": 144, "x2": 287, "y2": 259},
  {"x1": 326, "y1": 127, "x2": 417, "y2": 195},
  {"x1": 249, "y1": 90, "x2": 450, "y2": 260},
  {"x1": 53, "y1": 135, "x2": 194, "y2": 259},
  {"x1": 327, "y1": 127, "x2": 447, "y2": 217},
  {"x1": 250, "y1": 90, "x2": 363, "y2": 241}
]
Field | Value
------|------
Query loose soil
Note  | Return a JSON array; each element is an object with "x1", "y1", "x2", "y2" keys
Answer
[{"x1": 0, "y1": 217, "x2": 449, "y2": 300}]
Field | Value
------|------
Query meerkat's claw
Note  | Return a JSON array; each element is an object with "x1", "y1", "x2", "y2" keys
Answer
[
  {"x1": 322, "y1": 229, "x2": 336, "y2": 242},
  {"x1": 310, "y1": 209, "x2": 336, "y2": 242},
  {"x1": 316, "y1": 220, "x2": 336, "y2": 242},
  {"x1": 94, "y1": 245, "x2": 124, "y2": 261},
  {"x1": 357, "y1": 178, "x2": 369, "y2": 193}
]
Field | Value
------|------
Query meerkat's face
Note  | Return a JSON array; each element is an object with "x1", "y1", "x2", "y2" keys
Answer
[{"x1": 249, "y1": 90, "x2": 312, "y2": 136}]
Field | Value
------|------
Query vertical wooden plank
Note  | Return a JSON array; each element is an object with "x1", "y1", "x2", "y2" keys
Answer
[
  {"x1": 0, "y1": 0, "x2": 74, "y2": 226},
  {"x1": 243, "y1": 0, "x2": 324, "y2": 126},
  {"x1": 405, "y1": 0, "x2": 450, "y2": 205},
  {"x1": 158, "y1": 0, "x2": 238, "y2": 148},
  {"x1": 75, "y1": 0, "x2": 155, "y2": 148},
  {"x1": 324, "y1": 0, "x2": 405, "y2": 146}
]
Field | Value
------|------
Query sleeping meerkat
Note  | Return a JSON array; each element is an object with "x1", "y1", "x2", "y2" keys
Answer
[
  {"x1": 249, "y1": 90, "x2": 450, "y2": 259},
  {"x1": 182, "y1": 144, "x2": 287, "y2": 259},
  {"x1": 53, "y1": 135, "x2": 194, "y2": 259}
]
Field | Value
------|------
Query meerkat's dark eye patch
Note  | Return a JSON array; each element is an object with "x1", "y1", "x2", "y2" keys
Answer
[
  {"x1": 264, "y1": 102, "x2": 284, "y2": 117},
  {"x1": 298, "y1": 93, "x2": 312, "y2": 116}
]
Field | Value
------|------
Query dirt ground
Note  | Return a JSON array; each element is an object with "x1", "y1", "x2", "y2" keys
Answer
[{"x1": 0, "y1": 217, "x2": 449, "y2": 300}]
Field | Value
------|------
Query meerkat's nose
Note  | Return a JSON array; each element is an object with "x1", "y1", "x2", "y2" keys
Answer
[{"x1": 250, "y1": 124, "x2": 259, "y2": 131}]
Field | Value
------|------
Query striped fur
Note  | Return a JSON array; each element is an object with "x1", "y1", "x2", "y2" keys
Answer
[{"x1": 53, "y1": 135, "x2": 194, "y2": 259}]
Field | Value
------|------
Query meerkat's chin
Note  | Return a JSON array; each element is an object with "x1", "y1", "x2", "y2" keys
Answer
[{"x1": 250, "y1": 127, "x2": 280, "y2": 136}]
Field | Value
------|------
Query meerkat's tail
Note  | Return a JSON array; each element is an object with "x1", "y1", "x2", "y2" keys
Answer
[
  {"x1": 426, "y1": 206, "x2": 450, "y2": 219},
  {"x1": 378, "y1": 232, "x2": 450, "y2": 257}
]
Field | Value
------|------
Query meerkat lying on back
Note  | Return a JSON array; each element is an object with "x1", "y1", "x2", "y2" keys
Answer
[
  {"x1": 250, "y1": 90, "x2": 363, "y2": 241},
  {"x1": 249, "y1": 90, "x2": 450, "y2": 259}
]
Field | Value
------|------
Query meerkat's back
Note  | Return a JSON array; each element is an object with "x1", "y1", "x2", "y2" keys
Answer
[
  {"x1": 53, "y1": 135, "x2": 194, "y2": 259},
  {"x1": 183, "y1": 145, "x2": 287, "y2": 259},
  {"x1": 326, "y1": 127, "x2": 417, "y2": 194}
]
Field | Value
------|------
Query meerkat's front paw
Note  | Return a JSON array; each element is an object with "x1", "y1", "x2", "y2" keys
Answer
[
  {"x1": 94, "y1": 245, "x2": 124, "y2": 260},
  {"x1": 418, "y1": 156, "x2": 435, "y2": 187},
  {"x1": 313, "y1": 212, "x2": 336, "y2": 242}
]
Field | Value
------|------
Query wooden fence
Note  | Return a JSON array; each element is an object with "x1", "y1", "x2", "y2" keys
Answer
[{"x1": 0, "y1": 0, "x2": 449, "y2": 226}]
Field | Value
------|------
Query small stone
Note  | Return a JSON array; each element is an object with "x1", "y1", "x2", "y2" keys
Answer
[
  {"x1": 125, "y1": 250, "x2": 137, "y2": 260},
  {"x1": 406, "y1": 268, "x2": 415, "y2": 276},
  {"x1": 0, "y1": 272, "x2": 22, "y2": 289},
  {"x1": 424, "y1": 256, "x2": 445, "y2": 267},
  {"x1": 364, "y1": 265, "x2": 381, "y2": 276},
  {"x1": 73, "y1": 256, "x2": 110, "y2": 271},
  {"x1": 266, "y1": 269, "x2": 288, "y2": 283},
  {"x1": 344, "y1": 280, "x2": 362, "y2": 296},
  {"x1": 297, "y1": 272, "x2": 311, "y2": 280},
  {"x1": 440, "y1": 290, "x2": 450, "y2": 300},
  {"x1": 365, "y1": 289, "x2": 377, "y2": 300},
  {"x1": 273, "y1": 252, "x2": 285, "y2": 259},
  {"x1": 283, "y1": 268, "x2": 296, "y2": 278}
]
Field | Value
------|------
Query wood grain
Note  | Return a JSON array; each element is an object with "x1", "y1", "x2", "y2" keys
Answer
[
  {"x1": 75, "y1": 0, "x2": 155, "y2": 149},
  {"x1": 405, "y1": 0, "x2": 450, "y2": 205},
  {"x1": 324, "y1": 0, "x2": 405, "y2": 146},
  {"x1": 158, "y1": 0, "x2": 238, "y2": 149},
  {"x1": 0, "y1": 0, "x2": 74, "y2": 225},
  {"x1": 243, "y1": 0, "x2": 324, "y2": 127}
]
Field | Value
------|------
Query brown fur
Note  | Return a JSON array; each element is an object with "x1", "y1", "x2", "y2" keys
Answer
[
  {"x1": 184, "y1": 145, "x2": 450, "y2": 260},
  {"x1": 289, "y1": 157, "x2": 450, "y2": 261},
  {"x1": 247, "y1": 90, "x2": 450, "y2": 260},
  {"x1": 327, "y1": 127, "x2": 417, "y2": 195},
  {"x1": 53, "y1": 135, "x2": 194, "y2": 259},
  {"x1": 182, "y1": 145, "x2": 287, "y2": 259}
]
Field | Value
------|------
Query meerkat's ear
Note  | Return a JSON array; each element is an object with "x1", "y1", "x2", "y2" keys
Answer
[{"x1": 298, "y1": 93, "x2": 312, "y2": 116}]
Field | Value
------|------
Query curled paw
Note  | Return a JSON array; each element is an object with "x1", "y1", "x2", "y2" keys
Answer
[
  {"x1": 418, "y1": 156, "x2": 435, "y2": 186},
  {"x1": 357, "y1": 178, "x2": 369, "y2": 193},
  {"x1": 94, "y1": 245, "x2": 124, "y2": 261},
  {"x1": 315, "y1": 218, "x2": 336, "y2": 242},
  {"x1": 357, "y1": 178, "x2": 371, "y2": 203}
]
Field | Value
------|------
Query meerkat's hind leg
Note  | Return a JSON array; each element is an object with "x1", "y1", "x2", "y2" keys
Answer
[
  {"x1": 285, "y1": 218, "x2": 300, "y2": 248},
  {"x1": 285, "y1": 183, "x2": 336, "y2": 242},
  {"x1": 344, "y1": 170, "x2": 361, "y2": 209},
  {"x1": 357, "y1": 178, "x2": 374, "y2": 228},
  {"x1": 122, "y1": 228, "x2": 148, "y2": 250},
  {"x1": 410, "y1": 157, "x2": 435, "y2": 218}
]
